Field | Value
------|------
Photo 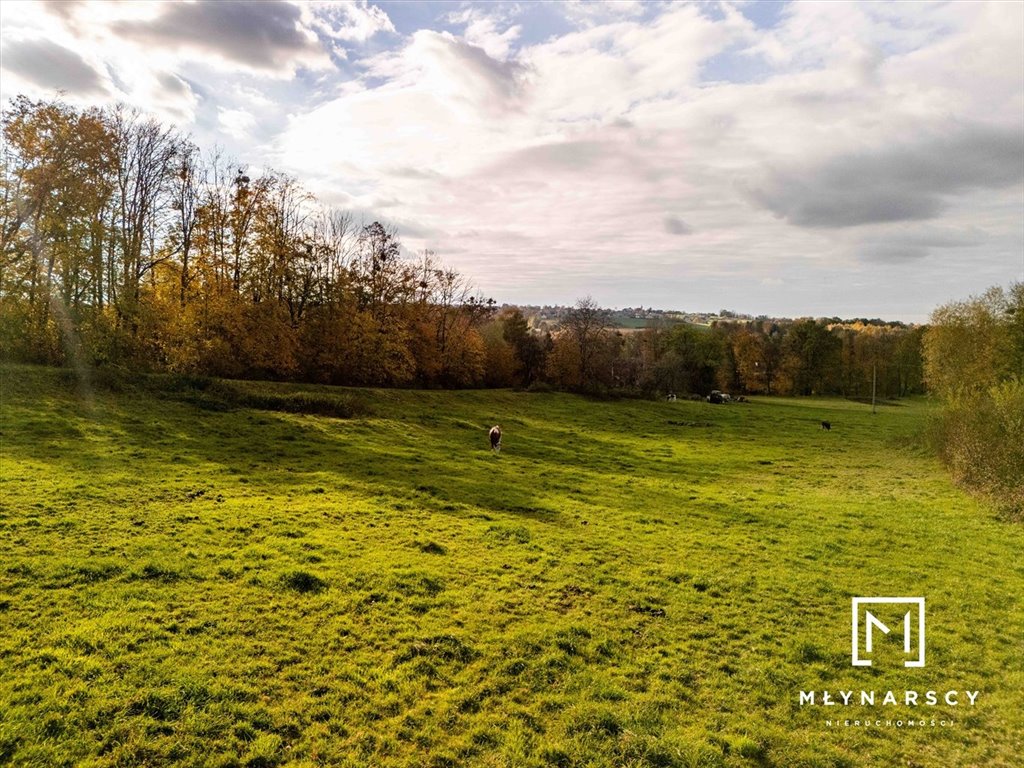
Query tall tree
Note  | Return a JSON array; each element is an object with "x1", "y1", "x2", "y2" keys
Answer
[
  {"x1": 924, "y1": 285, "x2": 1023, "y2": 397},
  {"x1": 501, "y1": 307, "x2": 545, "y2": 385},
  {"x1": 110, "y1": 106, "x2": 180, "y2": 327},
  {"x1": 1, "y1": 97, "x2": 114, "y2": 358},
  {"x1": 170, "y1": 140, "x2": 202, "y2": 305},
  {"x1": 560, "y1": 296, "x2": 609, "y2": 390},
  {"x1": 783, "y1": 320, "x2": 841, "y2": 395}
]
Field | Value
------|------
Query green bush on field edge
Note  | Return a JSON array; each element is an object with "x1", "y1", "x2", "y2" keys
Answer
[{"x1": 930, "y1": 377, "x2": 1024, "y2": 520}]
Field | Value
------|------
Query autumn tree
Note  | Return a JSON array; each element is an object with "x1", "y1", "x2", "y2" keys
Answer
[
  {"x1": 924, "y1": 285, "x2": 1022, "y2": 397},
  {"x1": 732, "y1": 323, "x2": 784, "y2": 394},
  {"x1": 557, "y1": 296, "x2": 609, "y2": 391},
  {"x1": 0, "y1": 97, "x2": 115, "y2": 360},
  {"x1": 925, "y1": 283, "x2": 1023, "y2": 518},
  {"x1": 170, "y1": 140, "x2": 202, "y2": 305},
  {"x1": 782, "y1": 319, "x2": 841, "y2": 395},
  {"x1": 500, "y1": 307, "x2": 546, "y2": 385},
  {"x1": 109, "y1": 106, "x2": 181, "y2": 330}
]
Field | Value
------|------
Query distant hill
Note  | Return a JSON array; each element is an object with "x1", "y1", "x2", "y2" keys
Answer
[{"x1": 502, "y1": 304, "x2": 915, "y2": 332}]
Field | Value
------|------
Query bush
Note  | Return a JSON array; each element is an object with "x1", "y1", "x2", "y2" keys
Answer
[{"x1": 932, "y1": 378, "x2": 1024, "y2": 520}]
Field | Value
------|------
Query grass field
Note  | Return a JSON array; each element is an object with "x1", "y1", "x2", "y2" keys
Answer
[{"x1": 1, "y1": 364, "x2": 1021, "y2": 768}]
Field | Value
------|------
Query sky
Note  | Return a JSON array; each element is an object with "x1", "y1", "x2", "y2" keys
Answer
[{"x1": 1, "y1": 0, "x2": 1022, "y2": 322}]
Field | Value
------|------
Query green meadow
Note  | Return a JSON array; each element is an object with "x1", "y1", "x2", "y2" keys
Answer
[{"x1": 1, "y1": 364, "x2": 1021, "y2": 768}]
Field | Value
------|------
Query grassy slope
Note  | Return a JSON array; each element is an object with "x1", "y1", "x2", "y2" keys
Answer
[{"x1": 0, "y1": 365, "x2": 1021, "y2": 768}]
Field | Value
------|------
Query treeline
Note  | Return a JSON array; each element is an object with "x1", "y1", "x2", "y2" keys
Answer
[
  {"x1": 542, "y1": 299, "x2": 924, "y2": 397},
  {"x1": 0, "y1": 97, "x2": 500, "y2": 386},
  {"x1": 1, "y1": 96, "x2": 925, "y2": 397},
  {"x1": 924, "y1": 284, "x2": 1023, "y2": 519}
]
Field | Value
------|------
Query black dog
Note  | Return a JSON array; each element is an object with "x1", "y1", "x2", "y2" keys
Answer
[{"x1": 821, "y1": 421, "x2": 831, "y2": 431}]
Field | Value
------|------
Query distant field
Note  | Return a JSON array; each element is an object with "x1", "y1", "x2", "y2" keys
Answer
[
  {"x1": 606, "y1": 316, "x2": 707, "y2": 332},
  {"x1": 1, "y1": 365, "x2": 1021, "y2": 767}
]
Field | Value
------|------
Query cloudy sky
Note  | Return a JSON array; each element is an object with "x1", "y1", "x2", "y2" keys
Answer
[{"x1": 2, "y1": 1, "x2": 1022, "y2": 320}]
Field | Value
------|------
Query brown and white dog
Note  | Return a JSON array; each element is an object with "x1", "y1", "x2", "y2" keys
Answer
[{"x1": 489, "y1": 425, "x2": 502, "y2": 452}]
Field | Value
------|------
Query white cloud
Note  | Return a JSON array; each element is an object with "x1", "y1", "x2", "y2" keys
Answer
[
  {"x1": 279, "y1": 2, "x2": 1020, "y2": 316},
  {"x1": 560, "y1": 0, "x2": 647, "y2": 28},
  {"x1": 218, "y1": 108, "x2": 258, "y2": 141},
  {"x1": 446, "y1": 6, "x2": 522, "y2": 60},
  {"x1": 303, "y1": 0, "x2": 395, "y2": 44},
  {"x1": 2, "y1": 0, "x2": 1020, "y2": 318},
  {"x1": 281, "y1": 29, "x2": 532, "y2": 185}
]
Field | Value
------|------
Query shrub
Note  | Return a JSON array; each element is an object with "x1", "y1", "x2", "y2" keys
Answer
[{"x1": 932, "y1": 378, "x2": 1024, "y2": 520}]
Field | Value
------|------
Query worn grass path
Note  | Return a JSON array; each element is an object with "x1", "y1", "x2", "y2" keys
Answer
[{"x1": 1, "y1": 365, "x2": 1021, "y2": 767}]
